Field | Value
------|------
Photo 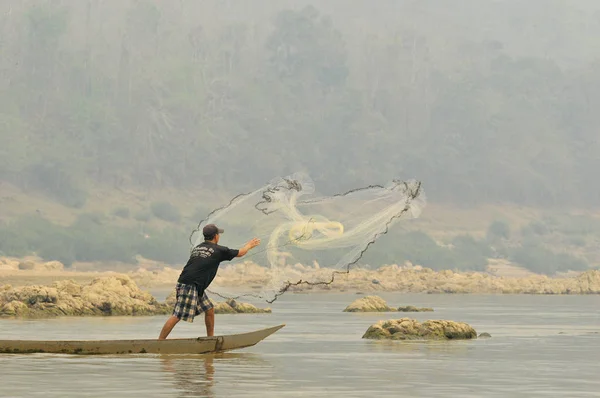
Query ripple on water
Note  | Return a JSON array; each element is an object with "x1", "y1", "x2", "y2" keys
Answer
[{"x1": 0, "y1": 293, "x2": 599, "y2": 397}]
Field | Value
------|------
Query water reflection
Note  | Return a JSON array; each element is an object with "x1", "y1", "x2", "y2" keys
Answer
[
  {"x1": 364, "y1": 338, "x2": 475, "y2": 356},
  {"x1": 159, "y1": 352, "x2": 271, "y2": 398},
  {"x1": 160, "y1": 355, "x2": 215, "y2": 397}
]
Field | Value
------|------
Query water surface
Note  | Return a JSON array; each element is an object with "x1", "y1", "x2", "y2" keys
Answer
[{"x1": 1, "y1": 293, "x2": 599, "y2": 397}]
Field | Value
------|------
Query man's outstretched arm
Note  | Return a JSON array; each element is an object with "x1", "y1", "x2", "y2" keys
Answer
[{"x1": 236, "y1": 238, "x2": 261, "y2": 257}]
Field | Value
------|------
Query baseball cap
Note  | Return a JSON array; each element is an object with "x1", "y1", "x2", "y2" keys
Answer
[{"x1": 203, "y1": 224, "x2": 224, "y2": 239}]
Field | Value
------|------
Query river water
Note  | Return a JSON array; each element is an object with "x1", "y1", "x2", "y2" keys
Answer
[{"x1": 0, "y1": 292, "x2": 599, "y2": 397}]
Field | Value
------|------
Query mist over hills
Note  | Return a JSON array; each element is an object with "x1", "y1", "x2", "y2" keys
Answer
[{"x1": 1, "y1": 1, "x2": 599, "y2": 274}]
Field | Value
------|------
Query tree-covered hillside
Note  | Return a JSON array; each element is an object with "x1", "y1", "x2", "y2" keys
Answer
[
  {"x1": 2, "y1": 0, "x2": 600, "y2": 205},
  {"x1": 1, "y1": 1, "x2": 600, "y2": 273}
]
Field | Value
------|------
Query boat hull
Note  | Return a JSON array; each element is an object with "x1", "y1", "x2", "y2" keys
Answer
[{"x1": 0, "y1": 324, "x2": 285, "y2": 355}]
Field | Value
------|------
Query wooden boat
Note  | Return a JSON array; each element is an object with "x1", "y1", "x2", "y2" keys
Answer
[{"x1": 0, "y1": 324, "x2": 285, "y2": 355}]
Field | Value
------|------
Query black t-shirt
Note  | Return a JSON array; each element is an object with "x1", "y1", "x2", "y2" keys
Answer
[{"x1": 177, "y1": 242, "x2": 239, "y2": 293}]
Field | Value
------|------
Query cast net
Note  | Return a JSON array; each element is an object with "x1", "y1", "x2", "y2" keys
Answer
[{"x1": 189, "y1": 172, "x2": 425, "y2": 304}]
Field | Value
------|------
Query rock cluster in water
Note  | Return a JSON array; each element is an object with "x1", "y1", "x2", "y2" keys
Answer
[
  {"x1": 362, "y1": 318, "x2": 477, "y2": 340},
  {"x1": 164, "y1": 291, "x2": 271, "y2": 314},
  {"x1": 397, "y1": 306, "x2": 434, "y2": 312},
  {"x1": 0, "y1": 276, "x2": 170, "y2": 318},
  {"x1": 343, "y1": 295, "x2": 433, "y2": 312}
]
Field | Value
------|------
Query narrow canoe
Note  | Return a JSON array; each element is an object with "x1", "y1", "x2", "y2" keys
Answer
[{"x1": 0, "y1": 324, "x2": 285, "y2": 355}]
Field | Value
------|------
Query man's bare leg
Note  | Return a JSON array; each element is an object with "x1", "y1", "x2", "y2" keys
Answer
[
  {"x1": 158, "y1": 315, "x2": 180, "y2": 340},
  {"x1": 205, "y1": 308, "x2": 215, "y2": 337}
]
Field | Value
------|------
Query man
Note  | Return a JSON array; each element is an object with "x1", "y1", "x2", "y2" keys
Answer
[{"x1": 158, "y1": 223, "x2": 261, "y2": 340}]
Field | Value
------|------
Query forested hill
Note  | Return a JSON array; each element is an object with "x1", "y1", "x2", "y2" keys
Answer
[
  {"x1": 2, "y1": 1, "x2": 600, "y2": 274},
  {"x1": 2, "y1": 0, "x2": 600, "y2": 207}
]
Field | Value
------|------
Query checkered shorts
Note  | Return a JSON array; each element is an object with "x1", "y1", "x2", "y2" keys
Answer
[{"x1": 172, "y1": 282, "x2": 214, "y2": 323}]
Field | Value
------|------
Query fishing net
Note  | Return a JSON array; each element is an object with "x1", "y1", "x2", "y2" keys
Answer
[{"x1": 189, "y1": 172, "x2": 426, "y2": 303}]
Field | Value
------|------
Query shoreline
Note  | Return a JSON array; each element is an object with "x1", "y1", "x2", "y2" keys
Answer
[{"x1": 2, "y1": 262, "x2": 599, "y2": 296}]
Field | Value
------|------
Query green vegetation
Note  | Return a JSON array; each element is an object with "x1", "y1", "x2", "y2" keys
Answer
[
  {"x1": 111, "y1": 207, "x2": 130, "y2": 219},
  {"x1": 493, "y1": 217, "x2": 597, "y2": 275},
  {"x1": 133, "y1": 211, "x2": 153, "y2": 223},
  {"x1": 391, "y1": 231, "x2": 492, "y2": 272},
  {"x1": 486, "y1": 220, "x2": 511, "y2": 242},
  {"x1": 20, "y1": 161, "x2": 88, "y2": 209},
  {"x1": 360, "y1": 229, "x2": 490, "y2": 272},
  {"x1": 150, "y1": 201, "x2": 181, "y2": 223},
  {"x1": 361, "y1": 216, "x2": 596, "y2": 275},
  {"x1": 0, "y1": 213, "x2": 189, "y2": 266},
  {"x1": 2, "y1": 1, "x2": 600, "y2": 204},
  {"x1": 508, "y1": 244, "x2": 588, "y2": 275}
]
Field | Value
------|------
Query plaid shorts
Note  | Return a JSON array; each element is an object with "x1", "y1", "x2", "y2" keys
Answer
[{"x1": 172, "y1": 282, "x2": 214, "y2": 323}]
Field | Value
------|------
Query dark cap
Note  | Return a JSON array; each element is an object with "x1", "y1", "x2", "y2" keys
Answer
[{"x1": 203, "y1": 224, "x2": 224, "y2": 239}]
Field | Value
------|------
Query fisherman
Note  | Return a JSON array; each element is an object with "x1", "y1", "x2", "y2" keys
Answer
[{"x1": 158, "y1": 224, "x2": 261, "y2": 339}]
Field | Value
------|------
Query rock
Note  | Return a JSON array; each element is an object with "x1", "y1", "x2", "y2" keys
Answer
[
  {"x1": 0, "y1": 259, "x2": 19, "y2": 271},
  {"x1": 37, "y1": 261, "x2": 65, "y2": 271},
  {"x1": 1, "y1": 301, "x2": 30, "y2": 316},
  {"x1": 397, "y1": 305, "x2": 434, "y2": 312},
  {"x1": 362, "y1": 318, "x2": 478, "y2": 340},
  {"x1": 198, "y1": 263, "x2": 600, "y2": 295},
  {"x1": 343, "y1": 296, "x2": 434, "y2": 313},
  {"x1": 7, "y1": 258, "x2": 63, "y2": 271},
  {"x1": 53, "y1": 280, "x2": 82, "y2": 297},
  {"x1": 17, "y1": 261, "x2": 36, "y2": 270},
  {"x1": 214, "y1": 300, "x2": 271, "y2": 314},
  {"x1": 165, "y1": 291, "x2": 176, "y2": 306},
  {"x1": 478, "y1": 332, "x2": 492, "y2": 338},
  {"x1": 343, "y1": 295, "x2": 394, "y2": 312},
  {"x1": 129, "y1": 267, "x2": 180, "y2": 288},
  {"x1": 79, "y1": 276, "x2": 166, "y2": 316},
  {"x1": 575, "y1": 270, "x2": 600, "y2": 293},
  {"x1": 213, "y1": 302, "x2": 237, "y2": 314},
  {"x1": 293, "y1": 263, "x2": 306, "y2": 272},
  {"x1": 226, "y1": 298, "x2": 238, "y2": 308},
  {"x1": 0, "y1": 276, "x2": 170, "y2": 318},
  {"x1": 164, "y1": 291, "x2": 271, "y2": 314}
]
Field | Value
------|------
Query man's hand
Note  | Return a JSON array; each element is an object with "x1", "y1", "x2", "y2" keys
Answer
[
  {"x1": 236, "y1": 237, "x2": 261, "y2": 257},
  {"x1": 246, "y1": 237, "x2": 261, "y2": 249}
]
